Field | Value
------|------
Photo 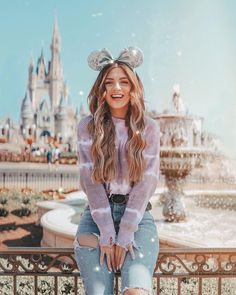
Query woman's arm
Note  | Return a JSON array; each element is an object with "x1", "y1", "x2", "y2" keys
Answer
[
  {"x1": 116, "y1": 117, "x2": 160, "y2": 249},
  {"x1": 77, "y1": 115, "x2": 116, "y2": 246}
]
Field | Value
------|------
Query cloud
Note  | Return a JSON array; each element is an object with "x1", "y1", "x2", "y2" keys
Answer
[{"x1": 91, "y1": 12, "x2": 103, "y2": 17}]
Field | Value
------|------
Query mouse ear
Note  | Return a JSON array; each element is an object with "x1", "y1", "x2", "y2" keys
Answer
[
  {"x1": 87, "y1": 48, "x2": 114, "y2": 71},
  {"x1": 116, "y1": 47, "x2": 143, "y2": 69}
]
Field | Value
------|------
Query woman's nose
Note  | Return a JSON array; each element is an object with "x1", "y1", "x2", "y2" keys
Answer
[{"x1": 113, "y1": 82, "x2": 121, "y2": 90}]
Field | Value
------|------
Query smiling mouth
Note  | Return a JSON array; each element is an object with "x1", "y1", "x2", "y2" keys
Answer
[{"x1": 111, "y1": 94, "x2": 124, "y2": 99}]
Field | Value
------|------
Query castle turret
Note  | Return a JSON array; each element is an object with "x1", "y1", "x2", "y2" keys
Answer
[
  {"x1": 21, "y1": 92, "x2": 34, "y2": 139},
  {"x1": 21, "y1": 92, "x2": 33, "y2": 122},
  {"x1": 36, "y1": 49, "x2": 47, "y2": 80}
]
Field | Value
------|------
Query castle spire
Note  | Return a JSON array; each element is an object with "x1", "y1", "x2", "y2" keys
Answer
[
  {"x1": 51, "y1": 16, "x2": 61, "y2": 53},
  {"x1": 28, "y1": 54, "x2": 36, "y2": 108},
  {"x1": 49, "y1": 17, "x2": 63, "y2": 110},
  {"x1": 28, "y1": 55, "x2": 34, "y2": 75},
  {"x1": 40, "y1": 48, "x2": 44, "y2": 60},
  {"x1": 36, "y1": 47, "x2": 46, "y2": 78}
]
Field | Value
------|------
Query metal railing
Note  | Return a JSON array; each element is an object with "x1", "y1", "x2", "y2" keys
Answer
[
  {"x1": 0, "y1": 170, "x2": 79, "y2": 192},
  {"x1": 0, "y1": 247, "x2": 236, "y2": 294}
]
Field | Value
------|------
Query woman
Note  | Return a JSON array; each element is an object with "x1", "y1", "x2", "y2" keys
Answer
[{"x1": 74, "y1": 47, "x2": 160, "y2": 295}]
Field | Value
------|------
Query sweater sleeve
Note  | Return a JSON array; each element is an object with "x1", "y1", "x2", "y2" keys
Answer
[
  {"x1": 77, "y1": 115, "x2": 116, "y2": 247},
  {"x1": 116, "y1": 118, "x2": 160, "y2": 249}
]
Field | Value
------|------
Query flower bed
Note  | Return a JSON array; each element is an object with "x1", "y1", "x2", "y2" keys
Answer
[{"x1": 0, "y1": 189, "x2": 53, "y2": 217}]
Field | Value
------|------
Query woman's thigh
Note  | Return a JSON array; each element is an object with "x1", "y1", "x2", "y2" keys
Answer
[
  {"x1": 74, "y1": 207, "x2": 115, "y2": 295},
  {"x1": 120, "y1": 211, "x2": 159, "y2": 295}
]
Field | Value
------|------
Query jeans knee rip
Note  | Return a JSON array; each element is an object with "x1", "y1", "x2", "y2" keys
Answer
[
  {"x1": 122, "y1": 286, "x2": 151, "y2": 295},
  {"x1": 73, "y1": 233, "x2": 99, "y2": 251}
]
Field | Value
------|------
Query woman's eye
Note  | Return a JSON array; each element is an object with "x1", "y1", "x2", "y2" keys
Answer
[{"x1": 121, "y1": 81, "x2": 128, "y2": 85}]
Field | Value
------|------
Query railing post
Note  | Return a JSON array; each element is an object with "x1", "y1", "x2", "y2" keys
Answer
[
  {"x1": 26, "y1": 172, "x2": 28, "y2": 188},
  {"x1": 3, "y1": 172, "x2": 5, "y2": 188}
]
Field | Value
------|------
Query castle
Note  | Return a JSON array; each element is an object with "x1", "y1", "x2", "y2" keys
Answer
[{"x1": 0, "y1": 19, "x2": 86, "y2": 152}]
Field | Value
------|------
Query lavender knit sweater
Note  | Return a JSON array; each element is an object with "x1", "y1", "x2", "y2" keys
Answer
[{"x1": 77, "y1": 114, "x2": 160, "y2": 249}]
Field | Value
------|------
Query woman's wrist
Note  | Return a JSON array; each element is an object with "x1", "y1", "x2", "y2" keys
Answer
[
  {"x1": 116, "y1": 228, "x2": 134, "y2": 249},
  {"x1": 98, "y1": 235, "x2": 115, "y2": 247}
]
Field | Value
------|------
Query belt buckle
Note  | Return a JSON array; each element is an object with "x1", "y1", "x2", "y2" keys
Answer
[{"x1": 111, "y1": 194, "x2": 127, "y2": 204}]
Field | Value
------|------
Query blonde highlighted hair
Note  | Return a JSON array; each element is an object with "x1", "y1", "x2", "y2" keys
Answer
[{"x1": 87, "y1": 62, "x2": 146, "y2": 184}]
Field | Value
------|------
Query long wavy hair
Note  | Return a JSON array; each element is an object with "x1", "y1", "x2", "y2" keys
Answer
[{"x1": 87, "y1": 62, "x2": 146, "y2": 184}]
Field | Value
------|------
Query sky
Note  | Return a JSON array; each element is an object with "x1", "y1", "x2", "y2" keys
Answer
[{"x1": 0, "y1": 0, "x2": 236, "y2": 159}]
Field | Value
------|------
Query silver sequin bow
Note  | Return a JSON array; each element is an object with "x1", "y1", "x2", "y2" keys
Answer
[{"x1": 87, "y1": 47, "x2": 143, "y2": 71}]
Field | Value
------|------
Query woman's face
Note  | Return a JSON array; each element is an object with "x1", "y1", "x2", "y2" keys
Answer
[{"x1": 104, "y1": 66, "x2": 131, "y2": 119}]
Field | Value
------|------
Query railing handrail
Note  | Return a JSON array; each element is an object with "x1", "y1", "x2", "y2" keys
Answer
[{"x1": 1, "y1": 247, "x2": 236, "y2": 254}]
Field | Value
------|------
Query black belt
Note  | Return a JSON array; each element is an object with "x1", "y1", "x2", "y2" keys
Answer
[{"x1": 109, "y1": 194, "x2": 152, "y2": 211}]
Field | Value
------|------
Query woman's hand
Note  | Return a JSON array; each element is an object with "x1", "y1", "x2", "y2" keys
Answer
[
  {"x1": 115, "y1": 243, "x2": 135, "y2": 271},
  {"x1": 100, "y1": 245, "x2": 116, "y2": 272}
]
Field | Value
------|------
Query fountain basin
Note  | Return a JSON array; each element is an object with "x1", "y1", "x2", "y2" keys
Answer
[
  {"x1": 38, "y1": 191, "x2": 87, "y2": 247},
  {"x1": 40, "y1": 207, "x2": 82, "y2": 248},
  {"x1": 154, "y1": 195, "x2": 236, "y2": 248},
  {"x1": 39, "y1": 189, "x2": 236, "y2": 249}
]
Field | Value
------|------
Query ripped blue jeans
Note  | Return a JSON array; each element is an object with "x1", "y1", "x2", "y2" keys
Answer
[{"x1": 74, "y1": 202, "x2": 159, "y2": 295}]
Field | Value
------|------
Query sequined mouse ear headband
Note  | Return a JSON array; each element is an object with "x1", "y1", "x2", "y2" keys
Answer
[{"x1": 87, "y1": 47, "x2": 143, "y2": 71}]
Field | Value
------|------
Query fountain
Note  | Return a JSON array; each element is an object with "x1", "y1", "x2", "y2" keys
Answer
[{"x1": 154, "y1": 84, "x2": 213, "y2": 222}]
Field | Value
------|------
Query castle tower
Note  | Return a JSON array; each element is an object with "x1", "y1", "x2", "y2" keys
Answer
[
  {"x1": 49, "y1": 17, "x2": 63, "y2": 110},
  {"x1": 56, "y1": 95, "x2": 68, "y2": 143}
]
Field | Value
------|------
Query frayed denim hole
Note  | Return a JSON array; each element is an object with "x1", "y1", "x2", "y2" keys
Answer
[{"x1": 73, "y1": 233, "x2": 99, "y2": 252}]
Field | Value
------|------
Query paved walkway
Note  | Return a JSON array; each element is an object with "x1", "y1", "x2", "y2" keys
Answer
[{"x1": 0, "y1": 213, "x2": 42, "y2": 250}]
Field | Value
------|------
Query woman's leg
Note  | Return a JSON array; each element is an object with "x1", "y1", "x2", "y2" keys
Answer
[
  {"x1": 120, "y1": 211, "x2": 159, "y2": 295},
  {"x1": 74, "y1": 207, "x2": 115, "y2": 295}
]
